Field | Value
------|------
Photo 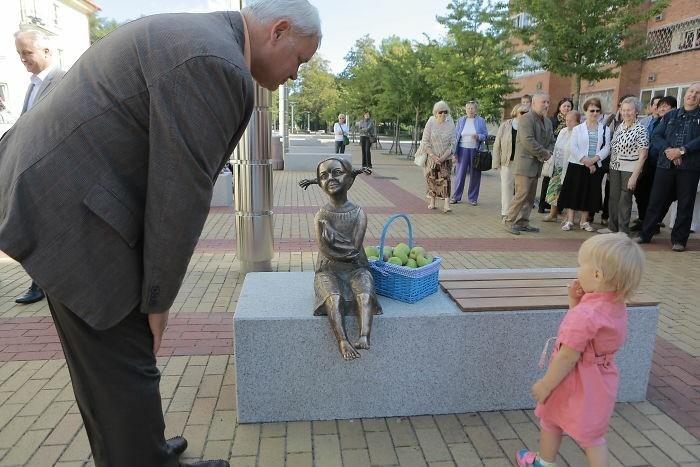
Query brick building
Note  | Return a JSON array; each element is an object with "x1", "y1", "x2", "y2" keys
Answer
[{"x1": 505, "y1": 0, "x2": 700, "y2": 117}]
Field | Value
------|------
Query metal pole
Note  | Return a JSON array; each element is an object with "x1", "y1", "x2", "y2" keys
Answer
[
  {"x1": 278, "y1": 84, "x2": 288, "y2": 156},
  {"x1": 232, "y1": 0, "x2": 273, "y2": 273},
  {"x1": 290, "y1": 103, "x2": 295, "y2": 134}
]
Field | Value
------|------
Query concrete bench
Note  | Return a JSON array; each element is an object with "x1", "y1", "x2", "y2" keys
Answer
[
  {"x1": 233, "y1": 269, "x2": 658, "y2": 423},
  {"x1": 284, "y1": 152, "x2": 351, "y2": 171}
]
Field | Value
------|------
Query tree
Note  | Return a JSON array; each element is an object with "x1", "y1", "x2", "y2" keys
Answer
[
  {"x1": 290, "y1": 56, "x2": 341, "y2": 131},
  {"x1": 512, "y1": 0, "x2": 669, "y2": 106},
  {"x1": 89, "y1": 13, "x2": 120, "y2": 44},
  {"x1": 338, "y1": 36, "x2": 382, "y2": 121},
  {"x1": 428, "y1": 0, "x2": 519, "y2": 121}
]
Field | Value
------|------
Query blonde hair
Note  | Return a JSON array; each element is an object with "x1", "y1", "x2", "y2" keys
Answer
[
  {"x1": 578, "y1": 233, "x2": 645, "y2": 302},
  {"x1": 510, "y1": 104, "x2": 526, "y2": 118},
  {"x1": 432, "y1": 100, "x2": 450, "y2": 115}
]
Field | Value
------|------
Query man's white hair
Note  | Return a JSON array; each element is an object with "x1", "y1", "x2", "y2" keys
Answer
[
  {"x1": 243, "y1": 0, "x2": 322, "y2": 39},
  {"x1": 14, "y1": 29, "x2": 52, "y2": 50}
]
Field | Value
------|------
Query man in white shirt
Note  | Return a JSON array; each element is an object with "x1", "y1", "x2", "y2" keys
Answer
[{"x1": 13, "y1": 30, "x2": 66, "y2": 304}]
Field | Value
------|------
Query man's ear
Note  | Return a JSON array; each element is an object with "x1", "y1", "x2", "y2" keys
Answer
[{"x1": 271, "y1": 19, "x2": 291, "y2": 43}]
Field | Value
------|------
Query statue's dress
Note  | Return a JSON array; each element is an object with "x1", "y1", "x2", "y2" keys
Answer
[{"x1": 312, "y1": 205, "x2": 382, "y2": 316}]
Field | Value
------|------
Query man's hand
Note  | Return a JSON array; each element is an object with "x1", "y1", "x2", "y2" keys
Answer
[{"x1": 149, "y1": 310, "x2": 169, "y2": 354}]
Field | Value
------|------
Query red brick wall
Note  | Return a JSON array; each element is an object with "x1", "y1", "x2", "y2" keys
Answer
[
  {"x1": 647, "y1": 0, "x2": 698, "y2": 29},
  {"x1": 640, "y1": 51, "x2": 700, "y2": 89}
]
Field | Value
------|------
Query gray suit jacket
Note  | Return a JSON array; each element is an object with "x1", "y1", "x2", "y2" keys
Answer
[
  {"x1": 21, "y1": 67, "x2": 66, "y2": 114},
  {"x1": 513, "y1": 111, "x2": 555, "y2": 178},
  {"x1": 0, "y1": 12, "x2": 254, "y2": 329}
]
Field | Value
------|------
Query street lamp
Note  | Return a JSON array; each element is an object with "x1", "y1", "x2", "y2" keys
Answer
[
  {"x1": 290, "y1": 102, "x2": 296, "y2": 134},
  {"x1": 304, "y1": 111, "x2": 311, "y2": 132}
]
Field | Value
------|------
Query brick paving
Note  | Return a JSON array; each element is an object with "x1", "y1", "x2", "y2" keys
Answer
[{"x1": 0, "y1": 136, "x2": 699, "y2": 465}]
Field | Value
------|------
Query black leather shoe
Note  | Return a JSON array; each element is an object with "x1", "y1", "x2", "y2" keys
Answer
[
  {"x1": 15, "y1": 282, "x2": 45, "y2": 304},
  {"x1": 168, "y1": 436, "x2": 188, "y2": 456},
  {"x1": 672, "y1": 243, "x2": 686, "y2": 252},
  {"x1": 634, "y1": 236, "x2": 650, "y2": 244},
  {"x1": 180, "y1": 461, "x2": 229, "y2": 467}
]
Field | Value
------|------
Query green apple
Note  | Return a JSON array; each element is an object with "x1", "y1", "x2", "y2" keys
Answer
[
  {"x1": 388, "y1": 256, "x2": 403, "y2": 266},
  {"x1": 364, "y1": 246, "x2": 379, "y2": 258},
  {"x1": 405, "y1": 258, "x2": 418, "y2": 268},
  {"x1": 409, "y1": 246, "x2": 425, "y2": 259}
]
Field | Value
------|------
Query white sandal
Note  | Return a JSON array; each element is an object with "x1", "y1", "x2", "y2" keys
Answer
[
  {"x1": 562, "y1": 221, "x2": 574, "y2": 231},
  {"x1": 580, "y1": 222, "x2": 595, "y2": 232}
]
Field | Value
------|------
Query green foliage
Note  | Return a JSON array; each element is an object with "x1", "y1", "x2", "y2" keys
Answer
[
  {"x1": 338, "y1": 36, "x2": 382, "y2": 118},
  {"x1": 290, "y1": 56, "x2": 341, "y2": 131},
  {"x1": 430, "y1": 0, "x2": 519, "y2": 121},
  {"x1": 89, "y1": 14, "x2": 120, "y2": 44},
  {"x1": 512, "y1": 0, "x2": 669, "y2": 103}
]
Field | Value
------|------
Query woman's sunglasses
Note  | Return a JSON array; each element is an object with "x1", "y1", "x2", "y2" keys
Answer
[
  {"x1": 438, "y1": 110, "x2": 449, "y2": 114},
  {"x1": 588, "y1": 108, "x2": 601, "y2": 113}
]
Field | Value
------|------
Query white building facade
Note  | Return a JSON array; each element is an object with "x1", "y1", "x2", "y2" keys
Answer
[{"x1": 0, "y1": 0, "x2": 98, "y2": 123}]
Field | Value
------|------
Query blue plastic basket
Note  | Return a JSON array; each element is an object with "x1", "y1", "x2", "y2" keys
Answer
[{"x1": 369, "y1": 213, "x2": 442, "y2": 303}]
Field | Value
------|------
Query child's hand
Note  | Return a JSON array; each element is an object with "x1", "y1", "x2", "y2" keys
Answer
[
  {"x1": 531, "y1": 379, "x2": 551, "y2": 404},
  {"x1": 567, "y1": 279, "x2": 584, "y2": 301}
]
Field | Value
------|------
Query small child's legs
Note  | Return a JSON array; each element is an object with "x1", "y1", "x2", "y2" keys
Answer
[
  {"x1": 583, "y1": 440, "x2": 608, "y2": 467},
  {"x1": 538, "y1": 419, "x2": 563, "y2": 463}
]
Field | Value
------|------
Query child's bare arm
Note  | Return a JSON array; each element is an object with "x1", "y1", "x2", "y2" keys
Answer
[{"x1": 531, "y1": 344, "x2": 581, "y2": 403}]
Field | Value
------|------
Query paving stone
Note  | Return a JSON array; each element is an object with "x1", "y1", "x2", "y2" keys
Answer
[
  {"x1": 164, "y1": 411, "x2": 189, "y2": 439},
  {"x1": 608, "y1": 415, "x2": 652, "y2": 448},
  {"x1": 180, "y1": 364, "x2": 206, "y2": 388},
  {"x1": 509, "y1": 422, "x2": 540, "y2": 452},
  {"x1": 0, "y1": 415, "x2": 37, "y2": 449},
  {"x1": 464, "y1": 425, "x2": 504, "y2": 459},
  {"x1": 312, "y1": 420, "x2": 337, "y2": 435},
  {"x1": 396, "y1": 445, "x2": 428, "y2": 467},
  {"x1": 411, "y1": 415, "x2": 438, "y2": 430},
  {"x1": 160, "y1": 375, "x2": 181, "y2": 399},
  {"x1": 182, "y1": 423, "x2": 209, "y2": 458},
  {"x1": 187, "y1": 397, "x2": 217, "y2": 425},
  {"x1": 606, "y1": 431, "x2": 648, "y2": 466},
  {"x1": 482, "y1": 459, "x2": 512, "y2": 467},
  {"x1": 361, "y1": 417, "x2": 388, "y2": 432},
  {"x1": 435, "y1": 414, "x2": 469, "y2": 444},
  {"x1": 59, "y1": 429, "x2": 90, "y2": 462},
  {"x1": 261, "y1": 422, "x2": 287, "y2": 438},
  {"x1": 337, "y1": 419, "x2": 366, "y2": 450},
  {"x1": 232, "y1": 423, "x2": 260, "y2": 457},
  {"x1": 365, "y1": 430, "x2": 398, "y2": 465},
  {"x1": 198, "y1": 374, "x2": 225, "y2": 398},
  {"x1": 258, "y1": 436, "x2": 285, "y2": 467},
  {"x1": 313, "y1": 433, "x2": 343, "y2": 467},
  {"x1": 448, "y1": 442, "x2": 482, "y2": 467},
  {"x1": 169, "y1": 386, "x2": 198, "y2": 412},
  {"x1": 162, "y1": 356, "x2": 190, "y2": 376},
  {"x1": 457, "y1": 413, "x2": 484, "y2": 427},
  {"x1": 205, "y1": 355, "x2": 230, "y2": 375},
  {"x1": 286, "y1": 451, "x2": 313, "y2": 467},
  {"x1": 31, "y1": 360, "x2": 64, "y2": 380},
  {"x1": 557, "y1": 436, "x2": 587, "y2": 467},
  {"x1": 501, "y1": 410, "x2": 529, "y2": 425},
  {"x1": 18, "y1": 388, "x2": 60, "y2": 417},
  {"x1": 481, "y1": 412, "x2": 518, "y2": 441},
  {"x1": 642, "y1": 429, "x2": 696, "y2": 463},
  {"x1": 2, "y1": 428, "x2": 50, "y2": 465},
  {"x1": 0, "y1": 403, "x2": 22, "y2": 432},
  {"x1": 215, "y1": 385, "x2": 236, "y2": 410},
  {"x1": 387, "y1": 416, "x2": 419, "y2": 447},
  {"x1": 228, "y1": 455, "x2": 257, "y2": 467},
  {"x1": 647, "y1": 412, "x2": 700, "y2": 445},
  {"x1": 637, "y1": 445, "x2": 678, "y2": 466},
  {"x1": 341, "y1": 448, "x2": 371, "y2": 467},
  {"x1": 43, "y1": 413, "x2": 82, "y2": 446},
  {"x1": 287, "y1": 421, "x2": 312, "y2": 453},
  {"x1": 26, "y1": 444, "x2": 65, "y2": 467},
  {"x1": 416, "y1": 427, "x2": 452, "y2": 462}
]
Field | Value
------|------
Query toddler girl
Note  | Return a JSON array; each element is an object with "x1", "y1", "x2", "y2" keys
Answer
[{"x1": 516, "y1": 233, "x2": 645, "y2": 467}]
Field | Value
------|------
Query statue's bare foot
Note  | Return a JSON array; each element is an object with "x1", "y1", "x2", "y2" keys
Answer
[
  {"x1": 355, "y1": 335, "x2": 370, "y2": 350},
  {"x1": 338, "y1": 340, "x2": 360, "y2": 360}
]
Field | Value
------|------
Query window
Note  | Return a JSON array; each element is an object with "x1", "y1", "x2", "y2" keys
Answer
[
  {"x1": 511, "y1": 13, "x2": 534, "y2": 29},
  {"x1": 511, "y1": 53, "x2": 544, "y2": 78},
  {"x1": 640, "y1": 84, "x2": 693, "y2": 105},
  {"x1": 647, "y1": 16, "x2": 700, "y2": 57}
]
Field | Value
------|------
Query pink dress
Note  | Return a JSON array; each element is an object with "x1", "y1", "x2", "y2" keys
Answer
[{"x1": 535, "y1": 292, "x2": 627, "y2": 446}]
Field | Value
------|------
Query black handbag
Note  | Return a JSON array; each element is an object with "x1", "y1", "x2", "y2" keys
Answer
[{"x1": 473, "y1": 141, "x2": 493, "y2": 172}]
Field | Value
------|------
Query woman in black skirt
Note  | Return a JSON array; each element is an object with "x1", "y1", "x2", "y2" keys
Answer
[{"x1": 558, "y1": 97, "x2": 611, "y2": 232}]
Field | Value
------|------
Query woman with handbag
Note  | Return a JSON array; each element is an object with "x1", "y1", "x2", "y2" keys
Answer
[
  {"x1": 418, "y1": 101, "x2": 456, "y2": 213},
  {"x1": 558, "y1": 98, "x2": 611, "y2": 232},
  {"x1": 452, "y1": 101, "x2": 488, "y2": 205},
  {"x1": 493, "y1": 104, "x2": 528, "y2": 218},
  {"x1": 357, "y1": 111, "x2": 376, "y2": 168},
  {"x1": 333, "y1": 114, "x2": 349, "y2": 154},
  {"x1": 542, "y1": 110, "x2": 580, "y2": 223}
]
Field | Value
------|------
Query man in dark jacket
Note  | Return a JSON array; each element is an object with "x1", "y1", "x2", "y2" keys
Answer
[
  {"x1": 0, "y1": 1, "x2": 320, "y2": 466},
  {"x1": 636, "y1": 83, "x2": 700, "y2": 252}
]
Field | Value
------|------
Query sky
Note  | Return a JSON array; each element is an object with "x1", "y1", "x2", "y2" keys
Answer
[{"x1": 93, "y1": 0, "x2": 452, "y2": 74}]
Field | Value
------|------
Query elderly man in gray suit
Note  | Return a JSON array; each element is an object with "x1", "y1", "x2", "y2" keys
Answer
[
  {"x1": 0, "y1": 1, "x2": 320, "y2": 466},
  {"x1": 12, "y1": 29, "x2": 66, "y2": 304},
  {"x1": 504, "y1": 92, "x2": 555, "y2": 235}
]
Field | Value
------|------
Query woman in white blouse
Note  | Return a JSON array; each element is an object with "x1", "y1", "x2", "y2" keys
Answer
[
  {"x1": 557, "y1": 98, "x2": 611, "y2": 232},
  {"x1": 333, "y1": 114, "x2": 349, "y2": 154},
  {"x1": 598, "y1": 97, "x2": 648, "y2": 234},
  {"x1": 542, "y1": 110, "x2": 580, "y2": 222}
]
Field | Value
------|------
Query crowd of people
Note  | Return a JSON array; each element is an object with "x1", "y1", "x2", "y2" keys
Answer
[{"x1": 413, "y1": 83, "x2": 700, "y2": 253}]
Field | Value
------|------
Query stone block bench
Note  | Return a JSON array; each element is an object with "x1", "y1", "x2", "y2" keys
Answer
[
  {"x1": 283, "y1": 152, "x2": 351, "y2": 171},
  {"x1": 233, "y1": 269, "x2": 658, "y2": 423}
]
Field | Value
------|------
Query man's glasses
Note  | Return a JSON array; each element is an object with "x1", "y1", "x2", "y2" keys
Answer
[
  {"x1": 438, "y1": 110, "x2": 449, "y2": 114},
  {"x1": 588, "y1": 108, "x2": 601, "y2": 113}
]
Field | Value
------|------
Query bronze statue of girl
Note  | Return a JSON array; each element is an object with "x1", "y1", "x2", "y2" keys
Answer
[{"x1": 299, "y1": 157, "x2": 382, "y2": 360}]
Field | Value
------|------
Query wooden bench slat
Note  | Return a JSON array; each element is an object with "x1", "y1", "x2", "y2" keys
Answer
[
  {"x1": 454, "y1": 294, "x2": 659, "y2": 312},
  {"x1": 441, "y1": 279, "x2": 572, "y2": 290},
  {"x1": 449, "y1": 287, "x2": 568, "y2": 299},
  {"x1": 440, "y1": 271, "x2": 576, "y2": 281}
]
